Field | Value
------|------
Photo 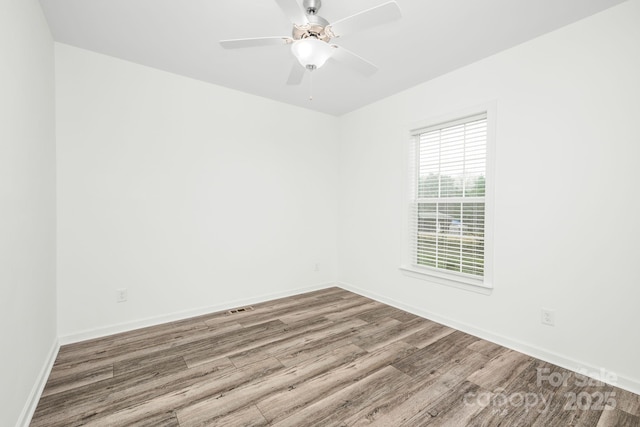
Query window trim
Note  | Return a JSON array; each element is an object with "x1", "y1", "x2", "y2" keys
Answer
[{"x1": 400, "y1": 102, "x2": 497, "y2": 293}]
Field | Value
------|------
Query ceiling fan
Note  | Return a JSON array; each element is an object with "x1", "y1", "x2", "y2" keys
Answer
[{"x1": 219, "y1": 0, "x2": 402, "y2": 85}]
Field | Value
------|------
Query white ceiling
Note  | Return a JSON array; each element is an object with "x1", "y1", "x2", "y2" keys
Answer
[{"x1": 39, "y1": 0, "x2": 626, "y2": 116}]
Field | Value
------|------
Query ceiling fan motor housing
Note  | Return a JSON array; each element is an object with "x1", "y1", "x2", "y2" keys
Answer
[{"x1": 292, "y1": 14, "x2": 331, "y2": 42}]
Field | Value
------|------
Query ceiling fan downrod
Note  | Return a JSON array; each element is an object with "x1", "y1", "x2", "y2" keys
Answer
[{"x1": 304, "y1": 0, "x2": 322, "y2": 15}]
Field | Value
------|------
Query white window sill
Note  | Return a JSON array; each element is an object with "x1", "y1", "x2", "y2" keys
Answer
[{"x1": 399, "y1": 265, "x2": 493, "y2": 295}]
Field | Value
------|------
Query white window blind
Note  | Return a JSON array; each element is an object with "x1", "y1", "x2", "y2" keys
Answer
[{"x1": 408, "y1": 113, "x2": 487, "y2": 279}]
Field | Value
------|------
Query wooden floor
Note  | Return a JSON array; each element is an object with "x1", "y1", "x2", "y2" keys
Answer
[{"x1": 32, "y1": 287, "x2": 640, "y2": 426}]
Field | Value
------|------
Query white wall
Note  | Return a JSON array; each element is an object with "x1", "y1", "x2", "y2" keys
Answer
[
  {"x1": 55, "y1": 44, "x2": 339, "y2": 339},
  {"x1": 337, "y1": 0, "x2": 640, "y2": 392},
  {"x1": 0, "y1": 0, "x2": 57, "y2": 425}
]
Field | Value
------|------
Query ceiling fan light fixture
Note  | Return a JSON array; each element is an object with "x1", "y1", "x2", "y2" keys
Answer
[{"x1": 291, "y1": 38, "x2": 334, "y2": 69}]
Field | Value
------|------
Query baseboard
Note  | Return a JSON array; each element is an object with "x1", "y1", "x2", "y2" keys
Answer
[
  {"x1": 16, "y1": 338, "x2": 59, "y2": 427},
  {"x1": 59, "y1": 282, "x2": 336, "y2": 345},
  {"x1": 337, "y1": 281, "x2": 640, "y2": 396}
]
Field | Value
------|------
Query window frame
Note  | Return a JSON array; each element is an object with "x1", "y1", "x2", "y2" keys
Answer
[{"x1": 400, "y1": 103, "x2": 496, "y2": 294}]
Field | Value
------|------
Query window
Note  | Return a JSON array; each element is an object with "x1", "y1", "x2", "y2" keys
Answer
[{"x1": 404, "y1": 110, "x2": 493, "y2": 290}]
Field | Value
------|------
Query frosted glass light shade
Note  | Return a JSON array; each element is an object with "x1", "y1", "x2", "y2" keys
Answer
[{"x1": 291, "y1": 38, "x2": 334, "y2": 68}]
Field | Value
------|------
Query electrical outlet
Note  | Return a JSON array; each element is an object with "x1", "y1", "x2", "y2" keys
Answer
[
  {"x1": 314, "y1": 263, "x2": 320, "y2": 272},
  {"x1": 541, "y1": 308, "x2": 555, "y2": 326},
  {"x1": 116, "y1": 288, "x2": 128, "y2": 303}
]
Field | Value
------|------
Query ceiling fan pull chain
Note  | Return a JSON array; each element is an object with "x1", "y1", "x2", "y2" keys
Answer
[{"x1": 309, "y1": 69, "x2": 313, "y2": 101}]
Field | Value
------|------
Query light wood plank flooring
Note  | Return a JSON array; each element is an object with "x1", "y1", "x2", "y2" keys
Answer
[{"x1": 31, "y1": 287, "x2": 640, "y2": 426}]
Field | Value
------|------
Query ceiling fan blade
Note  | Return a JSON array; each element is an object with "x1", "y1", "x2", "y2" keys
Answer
[
  {"x1": 327, "y1": 1, "x2": 401, "y2": 38},
  {"x1": 220, "y1": 36, "x2": 292, "y2": 49},
  {"x1": 331, "y1": 45, "x2": 378, "y2": 76},
  {"x1": 274, "y1": 0, "x2": 309, "y2": 24},
  {"x1": 286, "y1": 63, "x2": 305, "y2": 85}
]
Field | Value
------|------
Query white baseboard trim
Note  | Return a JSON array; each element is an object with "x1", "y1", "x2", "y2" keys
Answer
[
  {"x1": 59, "y1": 282, "x2": 337, "y2": 345},
  {"x1": 337, "y1": 281, "x2": 640, "y2": 396},
  {"x1": 17, "y1": 338, "x2": 60, "y2": 427}
]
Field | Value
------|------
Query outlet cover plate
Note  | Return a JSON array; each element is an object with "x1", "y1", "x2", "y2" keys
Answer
[
  {"x1": 116, "y1": 288, "x2": 128, "y2": 303},
  {"x1": 541, "y1": 308, "x2": 555, "y2": 326}
]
